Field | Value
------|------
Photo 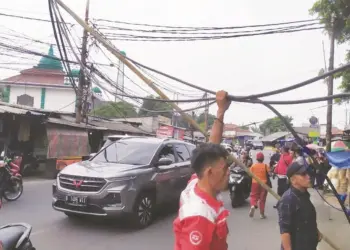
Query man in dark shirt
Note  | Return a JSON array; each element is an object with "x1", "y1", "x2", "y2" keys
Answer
[{"x1": 277, "y1": 162, "x2": 322, "y2": 250}]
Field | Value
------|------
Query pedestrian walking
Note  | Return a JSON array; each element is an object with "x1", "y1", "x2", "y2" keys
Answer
[
  {"x1": 249, "y1": 152, "x2": 271, "y2": 219},
  {"x1": 273, "y1": 146, "x2": 293, "y2": 208},
  {"x1": 173, "y1": 90, "x2": 231, "y2": 250},
  {"x1": 277, "y1": 161, "x2": 323, "y2": 250}
]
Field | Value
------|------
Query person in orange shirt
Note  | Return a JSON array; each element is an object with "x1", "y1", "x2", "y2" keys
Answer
[{"x1": 249, "y1": 152, "x2": 270, "y2": 219}]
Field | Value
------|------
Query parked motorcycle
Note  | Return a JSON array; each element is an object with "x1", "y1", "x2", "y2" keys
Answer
[
  {"x1": 0, "y1": 153, "x2": 23, "y2": 202},
  {"x1": 0, "y1": 223, "x2": 35, "y2": 250},
  {"x1": 228, "y1": 165, "x2": 252, "y2": 208}
]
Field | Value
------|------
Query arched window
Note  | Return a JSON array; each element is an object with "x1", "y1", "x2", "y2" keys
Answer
[{"x1": 17, "y1": 94, "x2": 34, "y2": 107}]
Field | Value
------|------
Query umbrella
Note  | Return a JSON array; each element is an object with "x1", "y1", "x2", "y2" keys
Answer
[{"x1": 331, "y1": 140, "x2": 348, "y2": 152}]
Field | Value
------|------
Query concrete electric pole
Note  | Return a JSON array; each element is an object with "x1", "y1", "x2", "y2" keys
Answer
[
  {"x1": 75, "y1": 0, "x2": 90, "y2": 124},
  {"x1": 326, "y1": 20, "x2": 336, "y2": 152}
]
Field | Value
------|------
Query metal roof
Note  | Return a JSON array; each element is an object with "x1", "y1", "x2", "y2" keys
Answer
[
  {"x1": 0, "y1": 105, "x2": 45, "y2": 116},
  {"x1": 0, "y1": 101, "x2": 74, "y2": 115},
  {"x1": 88, "y1": 119, "x2": 153, "y2": 135},
  {"x1": 261, "y1": 131, "x2": 290, "y2": 142},
  {"x1": 47, "y1": 117, "x2": 106, "y2": 130}
]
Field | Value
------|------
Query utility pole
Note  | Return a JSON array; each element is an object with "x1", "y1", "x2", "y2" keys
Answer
[
  {"x1": 75, "y1": 0, "x2": 90, "y2": 124},
  {"x1": 56, "y1": 0, "x2": 208, "y2": 137},
  {"x1": 326, "y1": 20, "x2": 336, "y2": 152},
  {"x1": 345, "y1": 107, "x2": 348, "y2": 127}
]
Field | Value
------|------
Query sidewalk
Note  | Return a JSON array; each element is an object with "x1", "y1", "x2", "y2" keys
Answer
[{"x1": 310, "y1": 189, "x2": 350, "y2": 250}]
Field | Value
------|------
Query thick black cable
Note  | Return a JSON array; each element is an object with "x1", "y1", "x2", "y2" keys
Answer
[
  {"x1": 95, "y1": 18, "x2": 319, "y2": 31},
  {"x1": 88, "y1": 66, "x2": 214, "y2": 114},
  {"x1": 51, "y1": 1, "x2": 77, "y2": 92},
  {"x1": 48, "y1": 0, "x2": 77, "y2": 91},
  {"x1": 263, "y1": 103, "x2": 350, "y2": 224},
  {"x1": 124, "y1": 49, "x2": 350, "y2": 101},
  {"x1": 89, "y1": 65, "x2": 211, "y2": 103},
  {"x1": 243, "y1": 93, "x2": 350, "y2": 105},
  {"x1": 0, "y1": 40, "x2": 115, "y2": 68}
]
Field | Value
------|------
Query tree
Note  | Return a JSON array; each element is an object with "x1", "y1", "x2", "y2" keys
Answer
[
  {"x1": 250, "y1": 126, "x2": 262, "y2": 134},
  {"x1": 240, "y1": 124, "x2": 250, "y2": 130},
  {"x1": 92, "y1": 101, "x2": 137, "y2": 118},
  {"x1": 310, "y1": 1, "x2": 350, "y2": 102},
  {"x1": 196, "y1": 112, "x2": 216, "y2": 128},
  {"x1": 259, "y1": 116, "x2": 293, "y2": 135},
  {"x1": 138, "y1": 95, "x2": 173, "y2": 119}
]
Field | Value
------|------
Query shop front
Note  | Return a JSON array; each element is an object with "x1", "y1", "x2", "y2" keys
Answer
[{"x1": 156, "y1": 124, "x2": 185, "y2": 140}]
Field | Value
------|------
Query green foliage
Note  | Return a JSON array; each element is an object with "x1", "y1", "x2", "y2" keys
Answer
[
  {"x1": 310, "y1": 1, "x2": 350, "y2": 102},
  {"x1": 92, "y1": 101, "x2": 137, "y2": 118},
  {"x1": 239, "y1": 124, "x2": 249, "y2": 130},
  {"x1": 196, "y1": 112, "x2": 216, "y2": 128},
  {"x1": 250, "y1": 126, "x2": 262, "y2": 134},
  {"x1": 259, "y1": 116, "x2": 293, "y2": 135},
  {"x1": 138, "y1": 95, "x2": 173, "y2": 118}
]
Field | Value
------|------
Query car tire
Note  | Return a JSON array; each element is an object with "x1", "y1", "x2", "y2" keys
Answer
[
  {"x1": 230, "y1": 192, "x2": 243, "y2": 208},
  {"x1": 131, "y1": 192, "x2": 155, "y2": 229}
]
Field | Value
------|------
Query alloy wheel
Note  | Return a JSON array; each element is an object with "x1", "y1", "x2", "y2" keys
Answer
[{"x1": 137, "y1": 197, "x2": 153, "y2": 226}]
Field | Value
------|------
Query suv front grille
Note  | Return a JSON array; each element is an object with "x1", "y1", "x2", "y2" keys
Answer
[{"x1": 59, "y1": 174, "x2": 106, "y2": 192}]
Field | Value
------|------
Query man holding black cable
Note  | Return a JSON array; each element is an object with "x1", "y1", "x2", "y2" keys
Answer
[
  {"x1": 277, "y1": 161, "x2": 322, "y2": 250},
  {"x1": 173, "y1": 90, "x2": 232, "y2": 250}
]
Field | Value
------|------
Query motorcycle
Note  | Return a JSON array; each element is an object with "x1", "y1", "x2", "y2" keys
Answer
[
  {"x1": 0, "y1": 153, "x2": 23, "y2": 202},
  {"x1": 228, "y1": 165, "x2": 252, "y2": 208},
  {"x1": 0, "y1": 223, "x2": 35, "y2": 250}
]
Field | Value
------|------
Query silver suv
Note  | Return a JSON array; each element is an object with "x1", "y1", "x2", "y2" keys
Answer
[{"x1": 52, "y1": 137, "x2": 196, "y2": 228}]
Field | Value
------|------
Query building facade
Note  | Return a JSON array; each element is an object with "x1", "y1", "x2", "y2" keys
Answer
[{"x1": 0, "y1": 45, "x2": 77, "y2": 112}]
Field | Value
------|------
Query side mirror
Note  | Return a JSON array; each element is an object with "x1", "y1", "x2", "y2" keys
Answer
[
  {"x1": 89, "y1": 153, "x2": 96, "y2": 158},
  {"x1": 156, "y1": 157, "x2": 173, "y2": 166}
]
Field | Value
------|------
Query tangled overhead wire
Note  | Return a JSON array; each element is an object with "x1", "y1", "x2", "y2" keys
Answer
[
  {"x1": 51, "y1": 0, "x2": 350, "y2": 226},
  {"x1": 94, "y1": 18, "x2": 323, "y2": 42}
]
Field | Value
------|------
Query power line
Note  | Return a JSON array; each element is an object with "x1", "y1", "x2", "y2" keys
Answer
[
  {"x1": 52, "y1": 10, "x2": 211, "y2": 118},
  {"x1": 0, "y1": 11, "x2": 74, "y2": 25},
  {"x1": 94, "y1": 18, "x2": 320, "y2": 30},
  {"x1": 98, "y1": 23, "x2": 320, "y2": 36},
  {"x1": 104, "y1": 27, "x2": 323, "y2": 42}
]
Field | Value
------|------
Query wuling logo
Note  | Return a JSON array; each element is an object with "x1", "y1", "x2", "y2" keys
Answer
[{"x1": 72, "y1": 180, "x2": 83, "y2": 188}]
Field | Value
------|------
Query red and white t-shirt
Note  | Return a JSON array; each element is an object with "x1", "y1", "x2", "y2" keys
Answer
[{"x1": 173, "y1": 175, "x2": 229, "y2": 250}]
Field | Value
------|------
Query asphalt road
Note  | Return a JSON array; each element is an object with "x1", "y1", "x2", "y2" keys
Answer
[{"x1": 0, "y1": 150, "x2": 281, "y2": 250}]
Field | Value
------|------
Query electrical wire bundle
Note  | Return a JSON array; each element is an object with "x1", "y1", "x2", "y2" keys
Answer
[
  {"x1": 50, "y1": 0, "x2": 350, "y2": 225},
  {"x1": 94, "y1": 18, "x2": 324, "y2": 42}
]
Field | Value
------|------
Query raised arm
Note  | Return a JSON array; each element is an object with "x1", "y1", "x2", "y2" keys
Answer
[{"x1": 209, "y1": 91, "x2": 231, "y2": 144}]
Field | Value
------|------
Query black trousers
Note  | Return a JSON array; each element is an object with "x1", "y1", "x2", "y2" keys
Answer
[{"x1": 277, "y1": 178, "x2": 289, "y2": 197}]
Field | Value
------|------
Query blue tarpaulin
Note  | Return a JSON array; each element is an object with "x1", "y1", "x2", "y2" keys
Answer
[{"x1": 325, "y1": 151, "x2": 350, "y2": 169}]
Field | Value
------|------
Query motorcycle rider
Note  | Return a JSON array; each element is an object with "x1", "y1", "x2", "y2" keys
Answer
[
  {"x1": 270, "y1": 147, "x2": 281, "y2": 171},
  {"x1": 241, "y1": 150, "x2": 253, "y2": 168}
]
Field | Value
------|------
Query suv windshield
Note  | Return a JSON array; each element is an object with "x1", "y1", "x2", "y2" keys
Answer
[{"x1": 92, "y1": 140, "x2": 160, "y2": 165}]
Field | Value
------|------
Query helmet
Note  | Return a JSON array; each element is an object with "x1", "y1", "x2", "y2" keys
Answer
[{"x1": 256, "y1": 152, "x2": 264, "y2": 161}]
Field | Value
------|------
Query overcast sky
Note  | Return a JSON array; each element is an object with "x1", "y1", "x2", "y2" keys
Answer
[{"x1": 0, "y1": 0, "x2": 349, "y2": 129}]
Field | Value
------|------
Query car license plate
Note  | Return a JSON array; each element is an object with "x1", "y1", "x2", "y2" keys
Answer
[{"x1": 65, "y1": 195, "x2": 87, "y2": 206}]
